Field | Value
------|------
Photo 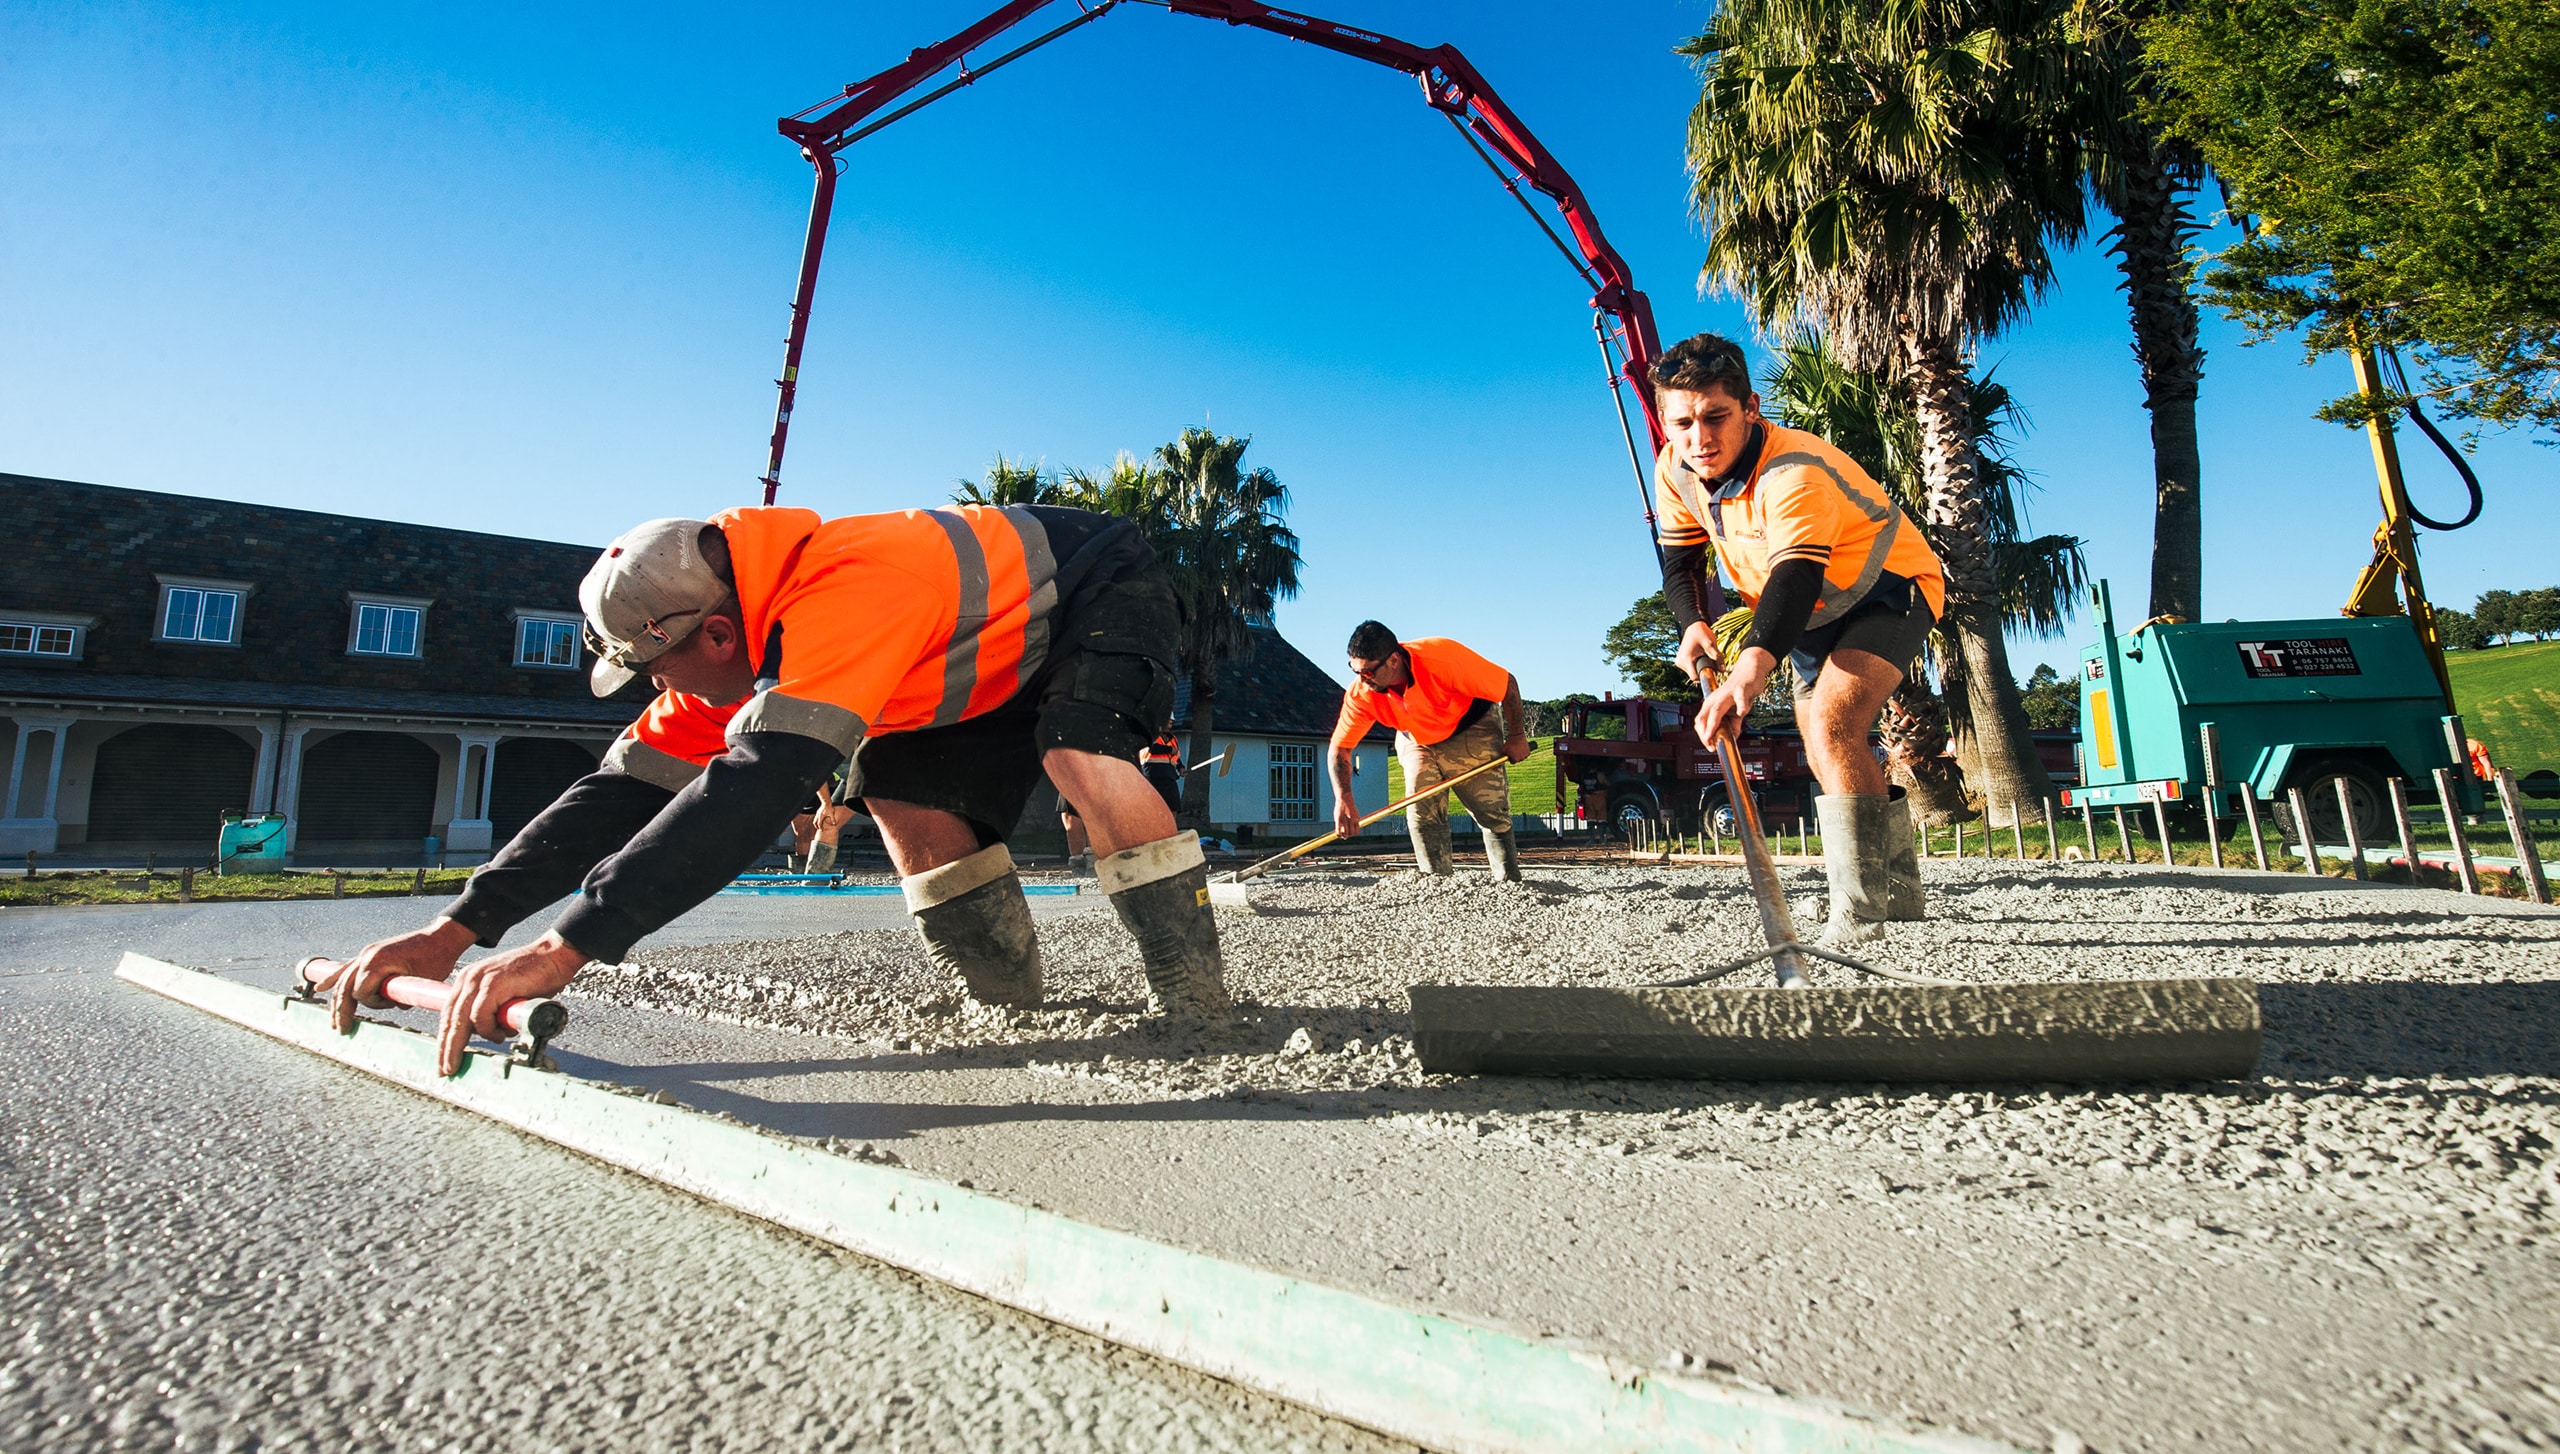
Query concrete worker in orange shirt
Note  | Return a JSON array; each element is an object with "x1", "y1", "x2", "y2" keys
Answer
[
  {"x1": 1330, "y1": 622, "x2": 1533, "y2": 881},
  {"x1": 1651, "y1": 332, "x2": 1948, "y2": 946},
  {"x1": 317, "y1": 502, "x2": 1232, "y2": 1076}
]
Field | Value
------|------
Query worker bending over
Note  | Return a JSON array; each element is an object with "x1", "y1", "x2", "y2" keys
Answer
[
  {"x1": 1653, "y1": 333, "x2": 1947, "y2": 945},
  {"x1": 1330, "y1": 622, "x2": 1531, "y2": 881},
  {"x1": 326, "y1": 502, "x2": 1231, "y2": 1076}
]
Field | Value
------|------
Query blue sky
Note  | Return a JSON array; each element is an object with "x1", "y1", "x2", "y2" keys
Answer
[{"x1": 4, "y1": 0, "x2": 2550, "y2": 699}]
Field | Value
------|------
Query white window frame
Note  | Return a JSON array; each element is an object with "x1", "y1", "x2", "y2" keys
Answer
[
  {"x1": 153, "y1": 574, "x2": 254, "y2": 647},
  {"x1": 0, "y1": 610, "x2": 96, "y2": 661},
  {"x1": 511, "y1": 609, "x2": 584, "y2": 671},
  {"x1": 346, "y1": 592, "x2": 432, "y2": 659},
  {"x1": 1269, "y1": 741, "x2": 1318, "y2": 822}
]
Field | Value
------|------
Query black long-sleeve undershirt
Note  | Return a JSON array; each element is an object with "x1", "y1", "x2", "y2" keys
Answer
[
  {"x1": 1737, "y1": 557, "x2": 1827, "y2": 665},
  {"x1": 445, "y1": 731, "x2": 845, "y2": 963}
]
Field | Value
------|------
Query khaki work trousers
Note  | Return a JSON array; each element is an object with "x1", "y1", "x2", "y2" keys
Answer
[{"x1": 1399, "y1": 710, "x2": 1512, "y2": 858}]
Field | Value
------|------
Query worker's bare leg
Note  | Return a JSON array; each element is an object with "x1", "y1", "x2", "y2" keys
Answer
[
  {"x1": 874, "y1": 799, "x2": 1044, "y2": 1008},
  {"x1": 1797, "y1": 648, "x2": 1912, "y2": 945},
  {"x1": 1046, "y1": 748, "x2": 1231, "y2": 1015}
]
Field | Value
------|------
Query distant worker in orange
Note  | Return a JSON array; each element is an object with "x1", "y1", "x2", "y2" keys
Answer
[
  {"x1": 317, "y1": 501, "x2": 1233, "y2": 1075},
  {"x1": 2468, "y1": 736, "x2": 2495, "y2": 784},
  {"x1": 1330, "y1": 622, "x2": 1532, "y2": 881},
  {"x1": 1651, "y1": 333, "x2": 1948, "y2": 945}
]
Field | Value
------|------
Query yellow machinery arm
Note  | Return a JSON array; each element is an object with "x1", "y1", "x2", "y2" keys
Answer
[{"x1": 2341, "y1": 344, "x2": 2457, "y2": 712}]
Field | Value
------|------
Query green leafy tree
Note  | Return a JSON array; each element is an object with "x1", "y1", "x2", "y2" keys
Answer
[
  {"x1": 1602, "y1": 593, "x2": 1697, "y2": 700},
  {"x1": 2474, "y1": 589, "x2": 2520, "y2": 645},
  {"x1": 2433, "y1": 606, "x2": 2487, "y2": 652},
  {"x1": 1146, "y1": 429, "x2": 1303, "y2": 826},
  {"x1": 2520, "y1": 587, "x2": 2560, "y2": 642},
  {"x1": 952, "y1": 454, "x2": 1068, "y2": 506},
  {"x1": 1683, "y1": 0, "x2": 2091, "y2": 820},
  {"x1": 2143, "y1": 0, "x2": 2560, "y2": 433},
  {"x1": 2019, "y1": 663, "x2": 2082, "y2": 729}
]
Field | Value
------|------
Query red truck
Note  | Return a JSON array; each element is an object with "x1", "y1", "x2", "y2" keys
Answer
[{"x1": 1555, "y1": 694, "x2": 2080, "y2": 839}]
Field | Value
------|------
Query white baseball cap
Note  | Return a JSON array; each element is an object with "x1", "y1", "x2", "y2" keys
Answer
[{"x1": 579, "y1": 518, "x2": 730, "y2": 696}]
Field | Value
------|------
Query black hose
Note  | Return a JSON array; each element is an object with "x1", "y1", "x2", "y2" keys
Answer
[{"x1": 2381, "y1": 349, "x2": 2484, "y2": 531}]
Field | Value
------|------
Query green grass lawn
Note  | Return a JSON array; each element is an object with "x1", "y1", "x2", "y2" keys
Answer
[
  {"x1": 1384, "y1": 740, "x2": 1566, "y2": 820},
  {"x1": 2449, "y1": 639, "x2": 2560, "y2": 775},
  {"x1": 0, "y1": 866, "x2": 472, "y2": 908}
]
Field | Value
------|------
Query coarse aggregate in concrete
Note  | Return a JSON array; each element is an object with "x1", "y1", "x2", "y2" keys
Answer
[
  {"x1": 0, "y1": 895, "x2": 1391, "y2": 1454},
  {"x1": 560, "y1": 859, "x2": 2560, "y2": 1451}
]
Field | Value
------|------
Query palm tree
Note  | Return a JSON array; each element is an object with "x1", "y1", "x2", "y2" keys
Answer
[
  {"x1": 1762, "y1": 337, "x2": 2089, "y2": 820},
  {"x1": 952, "y1": 454, "x2": 1067, "y2": 507},
  {"x1": 1682, "y1": 0, "x2": 2095, "y2": 817},
  {"x1": 1146, "y1": 428, "x2": 1303, "y2": 827},
  {"x1": 2080, "y1": 1, "x2": 2209, "y2": 625}
]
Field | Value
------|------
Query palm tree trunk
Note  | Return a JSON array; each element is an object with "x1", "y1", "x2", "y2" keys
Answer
[
  {"x1": 1179, "y1": 673, "x2": 1217, "y2": 830},
  {"x1": 1878, "y1": 673, "x2": 1973, "y2": 824},
  {"x1": 2115, "y1": 140, "x2": 2206, "y2": 625},
  {"x1": 1903, "y1": 329, "x2": 2054, "y2": 823}
]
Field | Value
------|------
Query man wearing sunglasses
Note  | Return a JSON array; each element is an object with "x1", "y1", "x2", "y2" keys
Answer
[
  {"x1": 322, "y1": 503, "x2": 1231, "y2": 1075},
  {"x1": 1330, "y1": 622, "x2": 1531, "y2": 881}
]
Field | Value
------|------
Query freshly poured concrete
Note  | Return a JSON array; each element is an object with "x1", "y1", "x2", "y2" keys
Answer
[{"x1": 12, "y1": 861, "x2": 2559, "y2": 1450}]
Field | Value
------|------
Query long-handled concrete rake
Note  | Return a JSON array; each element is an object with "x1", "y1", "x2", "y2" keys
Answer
[
  {"x1": 1206, "y1": 746, "x2": 1528, "y2": 911},
  {"x1": 1183, "y1": 742, "x2": 1236, "y2": 778},
  {"x1": 1408, "y1": 680, "x2": 2261, "y2": 1084}
]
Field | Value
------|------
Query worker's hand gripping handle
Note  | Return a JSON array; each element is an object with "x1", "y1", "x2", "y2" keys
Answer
[{"x1": 295, "y1": 957, "x2": 568, "y2": 1063}]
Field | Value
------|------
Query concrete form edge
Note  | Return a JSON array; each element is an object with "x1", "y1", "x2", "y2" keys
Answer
[{"x1": 115, "y1": 952, "x2": 2019, "y2": 1454}]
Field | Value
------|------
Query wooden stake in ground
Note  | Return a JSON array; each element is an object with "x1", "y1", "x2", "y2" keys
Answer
[
  {"x1": 2388, "y1": 778, "x2": 2423, "y2": 887},
  {"x1": 2288, "y1": 788, "x2": 2323, "y2": 876},
  {"x1": 2152, "y1": 797, "x2": 2176, "y2": 866},
  {"x1": 2114, "y1": 806, "x2": 2135, "y2": 864},
  {"x1": 179, "y1": 866, "x2": 193, "y2": 903},
  {"x1": 2335, "y1": 777, "x2": 2368, "y2": 882},
  {"x1": 2041, "y1": 797, "x2": 2057, "y2": 860},
  {"x1": 2434, "y1": 767, "x2": 2482, "y2": 894},
  {"x1": 2080, "y1": 801, "x2": 2098, "y2": 862},
  {"x1": 2240, "y1": 789, "x2": 2270, "y2": 871},
  {"x1": 2198, "y1": 724, "x2": 2225, "y2": 870},
  {"x1": 1953, "y1": 821, "x2": 1965, "y2": 858},
  {"x1": 2494, "y1": 768, "x2": 2551, "y2": 904}
]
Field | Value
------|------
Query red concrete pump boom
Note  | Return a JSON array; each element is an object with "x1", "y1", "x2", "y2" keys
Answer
[{"x1": 756, "y1": 0, "x2": 1668, "y2": 545}]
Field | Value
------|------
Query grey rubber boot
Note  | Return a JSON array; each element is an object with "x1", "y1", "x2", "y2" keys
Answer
[
  {"x1": 902, "y1": 844, "x2": 1043, "y2": 1008},
  {"x1": 1814, "y1": 793, "x2": 1894, "y2": 948},
  {"x1": 805, "y1": 839, "x2": 838, "y2": 875},
  {"x1": 1882, "y1": 788, "x2": 1926, "y2": 921},
  {"x1": 1097, "y1": 831, "x2": 1234, "y2": 1016},
  {"x1": 1484, "y1": 825, "x2": 1522, "y2": 882},
  {"x1": 1408, "y1": 816, "x2": 1456, "y2": 876}
]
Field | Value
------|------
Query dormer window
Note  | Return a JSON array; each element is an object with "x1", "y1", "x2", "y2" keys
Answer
[
  {"x1": 348, "y1": 593, "x2": 431, "y2": 658},
  {"x1": 0, "y1": 611, "x2": 92, "y2": 660},
  {"x1": 154, "y1": 575, "x2": 253, "y2": 646},
  {"x1": 514, "y1": 611, "x2": 582, "y2": 670}
]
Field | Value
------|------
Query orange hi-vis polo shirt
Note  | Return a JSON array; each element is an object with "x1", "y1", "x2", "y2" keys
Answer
[
  {"x1": 1330, "y1": 637, "x2": 1512, "y2": 752},
  {"x1": 605, "y1": 504, "x2": 1065, "y2": 790},
  {"x1": 1653, "y1": 425, "x2": 1945, "y2": 626}
]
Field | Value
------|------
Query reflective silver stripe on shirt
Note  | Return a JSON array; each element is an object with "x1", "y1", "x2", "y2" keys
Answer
[
  {"x1": 604, "y1": 736, "x2": 706, "y2": 792},
  {"x1": 729, "y1": 689, "x2": 868, "y2": 754},
  {"x1": 1723, "y1": 448, "x2": 1906, "y2": 630},
  {"x1": 926, "y1": 509, "x2": 989, "y2": 726},
  {"x1": 1002, "y1": 506, "x2": 1059, "y2": 692}
]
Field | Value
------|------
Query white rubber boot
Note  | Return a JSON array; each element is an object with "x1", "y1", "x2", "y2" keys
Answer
[
  {"x1": 902, "y1": 843, "x2": 1044, "y2": 1007},
  {"x1": 1097, "y1": 831, "x2": 1234, "y2": 1017},
  {"x1": 1814, "y1": 793, "x2": 1893, "y2": 948}
]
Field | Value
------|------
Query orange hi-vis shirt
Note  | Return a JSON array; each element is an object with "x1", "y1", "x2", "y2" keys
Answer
[
  {"x1": 605, "y1": 504, "x2": 1066, "y2": 790},
  {"x1": 1330, "y1": 637, "x2": 1512, "y2": 751},
  {"x1": 1653, "y1": 425, "x2": 1945, "y2": 626}
]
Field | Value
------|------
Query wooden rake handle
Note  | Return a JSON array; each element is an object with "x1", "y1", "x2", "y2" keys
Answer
[{"x1": 1225, "y1": 742, "x2": 1534, "y2": 884}]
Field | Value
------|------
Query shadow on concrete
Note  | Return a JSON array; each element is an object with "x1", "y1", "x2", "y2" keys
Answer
[{"x1": 2257, "y1": 980, "x2": 2560, "y2": 1081}]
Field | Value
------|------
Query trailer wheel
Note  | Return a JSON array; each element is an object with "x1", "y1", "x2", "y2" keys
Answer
[
  {"x1": 2272, "y1": 757, "x2": 2390, "y2": 845},
  {"x1": 1696, "y1": 784, "x2": 1745, "y2": 841}
]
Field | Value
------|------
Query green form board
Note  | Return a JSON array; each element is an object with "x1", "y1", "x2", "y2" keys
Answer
[{"x1": 113, "y1": 953, "x2": 2018, "y2": 1454}]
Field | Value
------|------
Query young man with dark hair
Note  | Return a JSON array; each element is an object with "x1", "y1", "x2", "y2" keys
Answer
[
  {"x1": 1650, "y1": 332, "x2": 1947, "y2": 945},
  {"x1": 322, "y1": 503, "x2": 1231, "y2": 1075},
  {"x1": 1329, "y1": 621, "x2": 1531, "y2": 881}
]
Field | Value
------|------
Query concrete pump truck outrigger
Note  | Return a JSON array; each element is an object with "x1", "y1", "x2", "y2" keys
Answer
[{"x1": 754, "y1": 0, "x2": 2259, "y2": 1083}]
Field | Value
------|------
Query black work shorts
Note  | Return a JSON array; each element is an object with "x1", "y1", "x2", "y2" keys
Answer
[
  {"x1": 847, "y1": 562, "x2": 1180, "y2": 844},
  {"x1": 1790, "y1": 576, "x2": 1938, "y2": 692}
]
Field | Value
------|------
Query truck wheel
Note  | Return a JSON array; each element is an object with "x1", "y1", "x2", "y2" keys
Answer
[
  {"x1": 2272, "y1": 758, "x2": 2390, "y2": 844},
  {"x1": 1608, "y1": 783, "x2": 1660, "y2": 841},
  {"x1": 1697, "y1": 784, "x2": 1745, "y2": 841}
]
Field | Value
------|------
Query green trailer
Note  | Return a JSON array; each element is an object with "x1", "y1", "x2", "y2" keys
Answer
[{"x1": 2066, "y1": 579, "x2": 2482, "y2": 842}]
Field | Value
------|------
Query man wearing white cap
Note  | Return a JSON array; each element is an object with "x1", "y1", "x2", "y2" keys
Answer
[{"x1": 321, "y1": 503, "x2": 1232, "y2": 1075}]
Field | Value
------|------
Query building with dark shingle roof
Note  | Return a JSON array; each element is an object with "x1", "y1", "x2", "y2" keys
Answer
[{"x1": 1, "y1": 473, "x2": 643, "y2": 862}]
